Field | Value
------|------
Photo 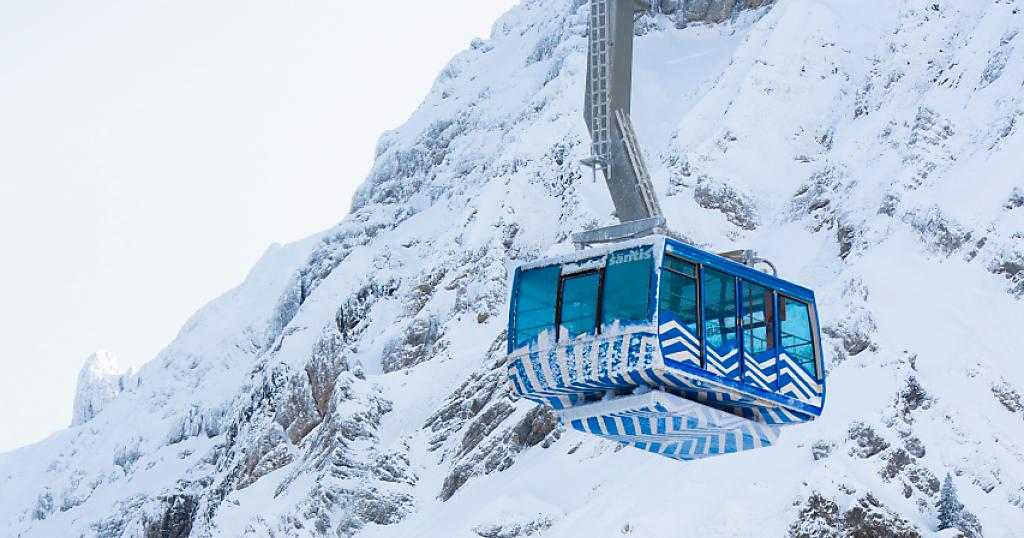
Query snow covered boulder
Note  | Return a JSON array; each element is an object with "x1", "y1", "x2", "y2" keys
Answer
[{"x1": 70, "y1": 350, "x2": 131, "y2": 426}]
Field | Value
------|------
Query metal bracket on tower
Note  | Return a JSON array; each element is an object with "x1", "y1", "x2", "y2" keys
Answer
[
  {"x1": 718, "y1": 249, "x2": 779, "y2": 276},
  {"x1": 572, "y1": 216, "x2": 667, "y2": 248},
  {"x1": 615, "y1": 109, "x2": 662, "y2": 219}
]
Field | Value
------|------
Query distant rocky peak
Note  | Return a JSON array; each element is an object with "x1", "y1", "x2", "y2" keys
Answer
[{"x1": 71, "y1": 350, "x2": 132, "y2": 426}]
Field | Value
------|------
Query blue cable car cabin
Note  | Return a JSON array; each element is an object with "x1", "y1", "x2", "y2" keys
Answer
[{"x1": 506, "y1": 235, "x2": 826, "y2": 460}]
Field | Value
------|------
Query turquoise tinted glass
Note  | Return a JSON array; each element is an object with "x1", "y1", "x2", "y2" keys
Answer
[
  {"x1": 780, "y1": 296, "x2": 816, "y2": 377},
  {"x1": 560, "y1": 272, "x2": 600, "y2": 337},
  {"x1": 704, "y1": 268, "x2": 738, "y2": 353},
  {"x1": 602, "y1": 246, "x2": 653, "y2": 324},
  {"x1": 663, "y1": 254, "x2": 696, "y2": 277},
  {"x1": 514, "y1": 266, "x2": 559, "y2": 348},
  {"x1": 742, "y1": 281, "x2": 775, "y2": 355},
  {"x1": 659, "y1": 256, "x2": 699, "y2": 337}
]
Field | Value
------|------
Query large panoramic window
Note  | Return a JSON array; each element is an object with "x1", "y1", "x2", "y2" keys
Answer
[
  {"x1": 559, "y1": 272, "x2": 601, "y2": 338},
  {"x1": 513, "y1": 265, "x2": 559, "y2": 348},
  {"x1": 742, "y1": 281, "x2": 775, "y2": 356},
  {"x1": 704, "y1": 268, "x2": 739, "y2": 356},
  {"x1": 659, "y1": 254, "x2": 700, "y2": 338},
  {"x1": 602, "y1": 246, "x2": 653, "y2": 324},
  {"x1": 780, "y1": 295, "x2": 817, "y2": 377}
]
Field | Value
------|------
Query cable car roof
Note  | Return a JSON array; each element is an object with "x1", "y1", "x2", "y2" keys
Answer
[{"x1": 516, "y1": 235, "x2": 816, "y2": 303}]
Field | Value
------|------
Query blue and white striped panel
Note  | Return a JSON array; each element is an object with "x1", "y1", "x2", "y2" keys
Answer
[
  {"x1": 559, "y1": 391, "x2": 780, "y2": 460},
  {"x1": 506, "y1": 332, "x2": 661, "y2": 404},
  {"x1": 705, "y1": 343, "x2": 741, "y2": 381},
  {"x1": 742, "y1": 351, "x2": 777, "y2": 392},
  {"x1": 657, "y1": 315, "x2": 700, "y2": 367},
  {"x1": 741, "y1": 403, "x2": 812, "y2": 425},
  {"x1": 777, "y1": 352, "x2": 823, "y2": 407}
]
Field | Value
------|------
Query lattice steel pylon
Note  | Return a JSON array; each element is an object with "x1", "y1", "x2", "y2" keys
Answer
[
  {"x1": 582, "y1": 0, "x2": 662, "y2": 227},
  {"x1": 587, "y1": 0, "x2": 612, "y2": 167}
]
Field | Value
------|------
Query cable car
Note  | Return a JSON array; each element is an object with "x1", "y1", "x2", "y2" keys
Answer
[{"x1": 506, "y1": 235, "x2": 825, "y2": 460}]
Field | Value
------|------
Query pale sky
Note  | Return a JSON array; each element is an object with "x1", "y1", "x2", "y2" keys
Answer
[{"x1": 0, "y1": 0, "x2": 518, "y2": 453}]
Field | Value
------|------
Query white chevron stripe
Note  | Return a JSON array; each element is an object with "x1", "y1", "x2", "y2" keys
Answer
[
  {"x1": 661, "y1": 335, "x2": 701, "y2": 355},
  {"x1": 743, "y1": 361, "x2": 776, "y2": 387},
  {"x1": 779, "y1": 366, "x2": 818, "y2": 402},
  {"x1": 779, "y1": 352, "x2": 821, "y2": 390},
  {"x1": 707, "y1": 355, "x2": 740, "y2": 376},
  {"x1": 658, "y1": 320, "x2": 700, "y2": 342},
  {"x1": 778, "y1": 364, "x2": 816, "y2": 398},
  {"x1": 778, "y1": 356, "x2": 817, "y2": 396},
  {"x1": 778, "y1": 382, "x2": 814, "y2": 403},
  {"x1": 744, "y1": 372, "x2": 771, "y2": 391},
  {"x1": 665, "y1": 350, "x2": 699, "y2": 365}
]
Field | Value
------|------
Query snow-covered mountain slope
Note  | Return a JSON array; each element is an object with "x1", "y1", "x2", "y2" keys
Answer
[{"x1": 3, "y1": 0, "x2": 1024, "y2": 536}]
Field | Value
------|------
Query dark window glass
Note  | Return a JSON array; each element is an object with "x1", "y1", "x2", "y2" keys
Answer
[
  {"x1": 780, "y1": 296, "x2": 817, "y2": 377},
  {"x1": 704, "y1": 268, "x2": 739, "y2": 353},
  {"x1": 659, "y1": 255, "x2": 699, "y2": 337},
  {"x1": 560, "y1": 272, "x2": 600, "y2": 338},
  {"x1": 602, "y1": 246, "x2": 653, "y2": 324},
  {"x1": 514, "y1": 266, "x2": 559, "y2": 348},
  {"x1": 742, "y1": 281, "x2": 775, "y2": 355}
]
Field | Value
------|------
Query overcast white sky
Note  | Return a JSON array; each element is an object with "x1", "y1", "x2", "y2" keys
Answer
[{"x1": 0, "y1": 0, "x2": 518, "y2": 453}]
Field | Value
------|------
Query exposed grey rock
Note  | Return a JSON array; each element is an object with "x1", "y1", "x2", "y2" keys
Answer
[
  {"x1": 791, "y1": 492, "x2": 923, "y2": 538},
  {"x1": 474, "y1": 517, "x2": 553, "y2": 538},
  {"x1": 439, "y1": 405, "x2": 560, "y2": 502},
  {"x1": 789, "y1": 492, "x2": 842, "y2": 538},
  {"x1": 693, "y1": 175, "x2": 759, "y2": 230},
  {"x1": 656, "y1": 0, "x2": 773, "y2": 26},
  {"x1": 382, "y1": 315, "x2": 442, "y2": 373},
  {"x1": 790, "y1": 166, "x2": 854, "y2": 232},
  {"x1": 979, "y1": 31, "x2": 1017, "y2": 89},
  {"x1": 812, "y1": 440, "x2": 835, "y2": 461},
  {"x1": 144, "y1": 495, "x2": 197, "y2": 538},
  {"x1": 895, "y1": 376, "x2": 934, "y2": 423},
  {"x1": 847, "y1": 422, "x2": 889, "y2": 459},
  {"x1": 841, "y1": 494, "x2": 921, "y2": 538},
  {"x1": 1006, "y1": 187, "x2": 1024, "y2": 210},
  {"x1": 424, "y1": 333, "x2": 562, "y2": 503},
  {"x1": 988, "y1": 252, "x2": 1024, "y2": 298},
  {"x1": 992, "y1": 380, "x2": 1024, "y2": 418},
  {"x1": 905, "y1": 206, "x2": 973, "y2": 257}
]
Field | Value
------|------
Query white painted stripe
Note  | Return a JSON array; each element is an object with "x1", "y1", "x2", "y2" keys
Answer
[
  {"x1": 661, "y1": 336, "x2": 701, "y2": 354},
  {"x1": 779, "y1": 353, "x2": 821, "y2": 390}
]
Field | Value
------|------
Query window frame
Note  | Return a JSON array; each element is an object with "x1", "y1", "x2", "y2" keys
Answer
[
  {"x1": 555, "y1": 268, "x2": 604, "y2": 342},
  {"x1": 700, "y1": 266, "x2": 741, "y2": 376},
  {"x1": 511, "y1": 264, "x2": 561, "y2": 350},
  {"x1": 740, "y1": 280, "x2": 777, "y2": 358},
  {"x1": 602, "y1": 246, "x2": 655, "y2": 326},
  {"x1": 659, "y1": 253, "x2": 704, "y2": 367},
  {"x1": 777, "y1": 292, "x2": 821, "y2": 379}
]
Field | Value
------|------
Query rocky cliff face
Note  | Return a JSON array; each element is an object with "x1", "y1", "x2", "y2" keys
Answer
[
  {"x1": 3, "y1": 0, "x2": 1023, "y2": 536},
  {"x1": 657, "y1": 0, "x2": 773, "y2": 26}
]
